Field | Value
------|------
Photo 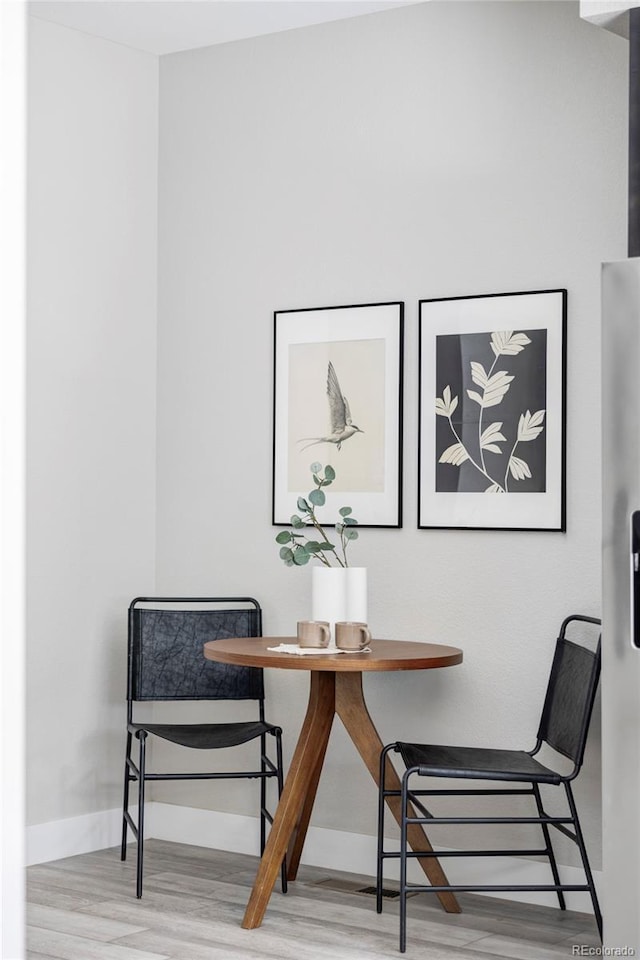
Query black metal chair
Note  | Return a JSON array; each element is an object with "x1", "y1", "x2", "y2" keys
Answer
[
  {"x1": 377, "y1": 614, "x2": 602, "y2": 952},
  {"x1": 121, "y1": 596, "x2": 287, "y2": 898}
]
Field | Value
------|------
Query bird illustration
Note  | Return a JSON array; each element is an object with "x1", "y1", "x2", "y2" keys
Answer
[{"x1": 298, "y1": 361, "x2": 364, "y2": 452}]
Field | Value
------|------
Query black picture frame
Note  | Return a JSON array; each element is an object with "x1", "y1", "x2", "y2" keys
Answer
[
  {"x1": 273, "y1": 301, "x2": 404, "y2": 528},
  {"x1": 418, "y1": 289, "x2": 566, "y2": 531}
]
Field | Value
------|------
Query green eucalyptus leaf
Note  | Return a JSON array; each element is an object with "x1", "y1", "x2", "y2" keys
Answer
[
  {"x1": 309, "y1": 489, "x2": 325, "y2": 506},
  {"x1": 280, "y1": 465, "x2": 360, "y2": 570}
]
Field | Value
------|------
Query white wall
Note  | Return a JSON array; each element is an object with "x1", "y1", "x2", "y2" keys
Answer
[
  {"x1": 155, "y1": 0, "x2": 626, "y2": 872},
  {"x1": 24, "y1": 0, "x2": 628, "y2": 903},
  {"x1": 1, "y1": 2, "x2": 27, "y2": 955},
  {"x1": 27, "y1": 18, "x2": 158, "y2": 828}
]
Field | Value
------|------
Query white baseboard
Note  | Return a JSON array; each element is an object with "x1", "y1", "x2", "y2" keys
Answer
[
  {"x1": 27, "y1": 802, "x2": 601, "y2": 913},
  {"x1": 26, "y1": 807, "x2": 124, "y2": 866}
]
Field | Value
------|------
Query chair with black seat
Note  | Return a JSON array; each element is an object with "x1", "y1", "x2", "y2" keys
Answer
[
  {"x1": 377, "y1": 614, "x2": 602, "y2": 952},
  {"x1": 121, "y1": 596, "x2": 287, "y2": 898}
]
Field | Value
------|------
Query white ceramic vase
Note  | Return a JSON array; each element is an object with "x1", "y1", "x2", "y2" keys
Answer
[{"x1": 311, "y1": 566, "x2": 368, "y2": 645}]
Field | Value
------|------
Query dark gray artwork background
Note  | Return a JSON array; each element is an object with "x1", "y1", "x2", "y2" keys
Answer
[{"x1": 435, "y1": 329, "x2": 547, "y2": 493}]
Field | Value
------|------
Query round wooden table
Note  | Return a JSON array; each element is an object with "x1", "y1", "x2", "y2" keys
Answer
[{"x1": 203, "y1": 636, "x2": 463, "y2": 929}]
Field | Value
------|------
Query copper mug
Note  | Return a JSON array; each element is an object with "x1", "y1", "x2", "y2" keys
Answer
[
  {"x1": 297, "y1": 620, "x2": 330, "y2": 648},
  {"x1": 335, "y1": 621, "x2": 371, "y2": 651}
]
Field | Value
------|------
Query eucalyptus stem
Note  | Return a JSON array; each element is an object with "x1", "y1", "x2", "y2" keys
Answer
[
  {"x1": 275, "y1": 463, "x2": 359, "y2": 568},
  {"x1": 309, "y1": 511, "x2": 346, "y2": 567}
]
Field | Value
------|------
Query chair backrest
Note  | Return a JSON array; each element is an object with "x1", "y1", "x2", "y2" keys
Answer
[
  {"x1": 127, "y1": 597, "x2": 264, "y2": 703},
  {"x1": 536, "y1": 614, "x2": 601, "y2": 770}
]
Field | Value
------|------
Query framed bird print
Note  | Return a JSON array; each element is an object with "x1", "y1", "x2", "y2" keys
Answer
[{"x1": 272, "y1": 302, "x2": 404, "y2": 527}]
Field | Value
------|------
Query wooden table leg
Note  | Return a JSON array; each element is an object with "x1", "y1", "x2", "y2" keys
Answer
[
  {"x1": 286, "y1": 737, "x2": 328, "y2": 881},
  {"x1": 335, "y1": 672, "x2": 461, "y2": 914},
  {"x1": 242, "y1": 671, "x2": 336, "y2": 929}
]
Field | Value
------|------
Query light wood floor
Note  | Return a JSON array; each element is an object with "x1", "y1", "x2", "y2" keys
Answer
[{"x1": 27, "y1": 840, "x2": 600, "y2": 960}]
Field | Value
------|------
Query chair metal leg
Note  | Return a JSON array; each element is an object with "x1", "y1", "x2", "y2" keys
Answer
[
  {"x1": 136, "y1": 732, "x2": 147, "y2": 899},
  {"x1": 564, "y1": 782, "x2": 603, "y2": 939},
  {"x1": 376, "y1": 743, "x2": 395, "y2": 914},
  {"x1": 275, "y1": 730, "x2": 288, "y2": 895},
  {"x1": 121, "y1": 731, "x2": 132, "y2": 861},
  {"x1": 260, "y1": 733, "x2": 267, "y2": 856},
  {"x1": 399, "y1": 770, "x2": 410, "y2": 954},
  {"x1": 532, "y1": 782, "x2": 565, "y2": 910}
]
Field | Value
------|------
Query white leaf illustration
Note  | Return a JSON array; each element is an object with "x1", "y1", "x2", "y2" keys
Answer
[
  {"x1": 480, "y1": 422, "x2": 506, "y2": 446},
  {"x1": 435, "y1": 385, "x2": 459, "y2": 417},
  {"x1": 467, "y1": 368, "x2": 514, "y2": 407},
  {"x1": 482, "y1": 371, "x2": 514, "y2": 407},
  {"x1": 470, "y1": 362, "x2": 489, "y2": 388},
  {"x1": 508, "y1": 455, "x2": 532, "y2": 481},
  {"x1": 480, "y1": 422, "x2": 506, "y2": 454},
  {"x1": 483, "y1": 395, "x2": 510, "y2": 409},
  {"x1": 490, "y1": 331, "x2": 532, "y2": 357},
  {"x1": 468, "y1": 372, "x2": 514, "y2": 409},
  {"x1": 517, "y1": 409, "x2": 546, "y2": 442},
  {"x1": 439, "y1": 442, "x2": 469, "y2": 466},
  {"x1": 485, "y1": 482, "x2": 504, "y2": 493}
]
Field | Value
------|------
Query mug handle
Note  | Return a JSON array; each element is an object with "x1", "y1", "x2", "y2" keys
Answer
[
  {"x1": 320, "y1": 623, "x2": 330, "y2": 647},
  {"x1": 358, "y1": 626, "x2": 371, "y2": 649}
]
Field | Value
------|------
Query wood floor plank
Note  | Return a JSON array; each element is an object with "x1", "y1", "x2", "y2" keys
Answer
[
  {"x1": 28, "y1": 903, "x2": 149, "y2": 942},
  {"x1": 558, "y1": 928, "x2": 601, "y2": 950},
  {"x1": 25, "y1": 952, "x2": 64, "y2": 960},
  {"x1": 26, "y1": 840, "x2": 600, "y2": 960},
  {"x1": 27, "y1": 866, "x2": 136, "y2": 902},
  {"x1": 27, "y1": 881, "x2": 109, "y2": 912},
  {"x1": 77, "y1": 895, "x2": 243, "y2": 930},
  {"x1": 463, "y1": 933, "x2": 590, "y2": 960},
  {"x1": 110, "y1": 930, "x2": 280, "y2": 960},
  {"x1": 26, "y1": 927, "x2": 169, "y2": 960},
  {"x1": 188, "y1": 880, "x2": 483, "y2": 947},
  {"x1": 402, "y1": 892, "x2": 594, "y2": 945},
  {"x1": 80, "y1": 901, "x2": 380, "y2": 960}
]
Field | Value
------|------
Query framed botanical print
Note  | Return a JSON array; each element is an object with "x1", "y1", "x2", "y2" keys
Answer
[{"x1": 418, "y1": 289, "x2": 566, "y2": 531}]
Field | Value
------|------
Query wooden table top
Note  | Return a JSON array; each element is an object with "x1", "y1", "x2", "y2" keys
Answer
[{"x1": 203, "y1": 637, "x2": 463, "y2": 673}]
